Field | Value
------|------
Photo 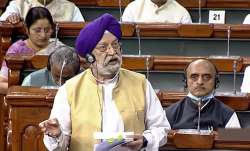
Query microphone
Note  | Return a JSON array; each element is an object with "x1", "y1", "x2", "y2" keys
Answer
[
  {"x1": 197, "y1": 98, "x2": 202, "y2": 133},
  {"x1": 86, "y1": 53, "x2": 95, "y2": 64},
  {"x1": 233, "y1": 60, "x2": 237, "y2": 94},
  {"x1": 55, "y1": 23, "x2": 59, "y2": 46},
  {"x1": 136, "y1": 25, "x2": 141, "y2": 56},
  {"x1": 43, "y1": 0, "x2": 46, "y2": 6},
  {"x1": 227, "y1": 26, "x2": 231, "y2": 56},
  {"x1": 59, "y1": 60, "x2": 66, "y2": 86},
  {"x1": 198, "y1": 0, "x2": 202, "y2": 24}
]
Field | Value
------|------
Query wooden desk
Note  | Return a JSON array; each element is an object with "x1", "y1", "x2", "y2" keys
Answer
[
  {"x1": 6, "y1": 86, "x2": 56, "y2": 151},
  {"x1": 5, "y1": 86, "x2": 250, "y2": 151},
  {"x1": 0, "y1": 94, "x2": 6, "y2": 151}
]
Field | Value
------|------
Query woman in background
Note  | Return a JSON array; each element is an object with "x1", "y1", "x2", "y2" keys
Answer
[{"x1": 0, "y1": 6, "x2": 61, "y2": 94}]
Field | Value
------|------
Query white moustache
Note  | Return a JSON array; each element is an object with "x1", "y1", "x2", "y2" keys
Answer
[{"x1": 104, "y1": 57, "x2": 120, "y2": 65}]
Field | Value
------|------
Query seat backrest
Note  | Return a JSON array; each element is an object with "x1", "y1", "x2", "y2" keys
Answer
[{"x1": 236, "y1": 111, "x2": 250, "y2": 128}]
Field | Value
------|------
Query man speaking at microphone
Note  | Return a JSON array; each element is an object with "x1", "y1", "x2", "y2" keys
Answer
[
  {"x1": 39, "y1": 13, "x2": 171, "y2": 151},
  {"x1": 166, "y1": 59, "x2": 241, "y2": 130}
]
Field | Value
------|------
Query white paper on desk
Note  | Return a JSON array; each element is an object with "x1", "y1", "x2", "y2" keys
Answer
[
  {"x1": 177, "y1": 129, "x2": 211, "y2": 135},
  {"x1": 95, "y1": 139, "x2": 132, "y2": 151}
]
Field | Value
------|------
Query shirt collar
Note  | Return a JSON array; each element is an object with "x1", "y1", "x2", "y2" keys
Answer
[
  {"x1": 149, "y1": 0, "x2": 173, "y2": 9},
  {"x1": 27, "y1": 0, "x2": 57, "y2": 7},
  {"x1": 91, "y1": 69, "x2": 119, "y2": 85}
]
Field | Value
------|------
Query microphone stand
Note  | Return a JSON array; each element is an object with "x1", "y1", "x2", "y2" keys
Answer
[
  {"x1": 233, "y1": 60, "x2": 237, "y2": 95},
  {"x1": 198, "y1": 0, "x2": 202, "y2": 24},
  {"x1": 197, "y1": 98, "x2": 202, "y2": 133},
  {"x1": 136, "y1": 24, "x2": 141, "y2": 56},
  {"x1": 227, "y1": 26, "x2": 231, "y2": 56},
  {"x1": 43, "y1": 0, "x2": 46, "y2": 6},
  {"x1": 55, "y1": 23, "x2": 59, "y2": 46},
  {"x1": 146, "y1": 56, "x2": 149, "y2": 79},
  {"x1": 118, "y1": 0, "x2": 122, "y2": 22}
]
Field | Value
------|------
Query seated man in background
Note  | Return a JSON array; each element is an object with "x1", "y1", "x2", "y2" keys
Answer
[
  {"x1": 0, "y1": 0, "x2": 84, "y2": 24},
  {"x1": 166, "y1": 59, "x2": 241, "y2": 130},
  {"x1": 241, "y1": 66, "x2": 250, "y2": 93},
  {"x1": 22, "y1": 45, "x2": 80, "y2": 87},
  {"x1": 122, "y1": 0, "x2": 192, "y2": 23}
]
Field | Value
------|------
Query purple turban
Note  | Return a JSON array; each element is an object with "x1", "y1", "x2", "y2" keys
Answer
[{"x1": 75, "y1": 13, "x2": 122, "y2": 57}]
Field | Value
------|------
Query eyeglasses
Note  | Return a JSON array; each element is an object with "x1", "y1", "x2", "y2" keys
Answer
[
  {"x1": 95, "y1": 41, "x2": 121, "y2": 53},
  {"x1": 189, "y1": 74, "x2": 213, "y2": 82},
  {"x1": 31, "y1": 27, "x2": 53, "y2": 34}
]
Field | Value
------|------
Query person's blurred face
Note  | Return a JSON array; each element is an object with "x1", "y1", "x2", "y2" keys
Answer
[
  {"x1": 50, "y1": 64, "x2": 76, "y2": 86},
  {"x1": 186, "y1": 60, "x2": 216, "y2": 97},
  {"x1": 91, "y1": 32, "x2": 122, "y2": 80},
  {"x1": 27, "y1": 18, "x2": 53, "y2": 49}
]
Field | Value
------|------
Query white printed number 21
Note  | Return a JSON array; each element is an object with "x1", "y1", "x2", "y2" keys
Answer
[
  {"x1": 213, "y1": 14, "x2": 220, "y2": 20},
  {"x1": 209, "y1": 10, "x2": 225, "y2": 24}
]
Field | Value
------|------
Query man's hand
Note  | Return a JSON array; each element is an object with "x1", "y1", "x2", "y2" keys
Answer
[
  {"x1": 39, "y1": 118, "x2": 61, "y2": 138},
  {"x1": 123, "y1": 134, "x2": 144, "y2": 150},
  {"x1": 6, "y1": 13, "x2": 21, "y2": 24}
]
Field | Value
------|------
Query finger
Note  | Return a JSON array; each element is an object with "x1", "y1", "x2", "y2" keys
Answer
[
  {"x1": 13, "y1": 15, "x2": 20, "y2": 24},
  {"x1": 10, "y1": 14, "x2": 16, "y2": 21},
  {"x1": 133, "y1": 134, "x2": 143, "y2": 140},
  {"x1": 48, "y1": 133, "x2": 57, "y2": 138},
  {"x1": 38, "y1": 122, "x2": 44, "y2": 128},
  {"x1": 39, "y1": 121, "x2": 49, "y2": 133},
  {"x1": 49, "y1": 118, "x2": 58, "y2": 124},
  {"x1": 12, "y1": 15, "x2": 18, "y2": 23},
  {"x1": 7, "y1": 16, "x2": 14, "y2": 23},
  {"x1": 40, "y1": 127, "x2": 47, "y2": 132},
  {"x1": 39, "y1": 120, "x2": 50, "y2": 129},
  {"x1": 125, "y1": 139, "x2": 141, "y2": 147},
  {"x1": 39, "y1": 120, "x2": 51, "y2": 128},
  {"x1": 7, "y1": 14, "x2": 20, "y2": 24},
  {"x1": 45, "y1": 131, "x2": 50, "y2": 135},
  {"x1": 126, "y1": 134, "x2": 143, "y2": 140},
  {"x1": 47, "y1": 119, "x2": 59, "y2": 127},
  {"x1": 124, "y1": 139, "x2": 143, "y2": 150}
]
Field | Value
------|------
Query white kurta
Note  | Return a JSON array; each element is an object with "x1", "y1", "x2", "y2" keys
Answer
[
  {"x1": 0, "y1": 0, "x2": 84, "y2": 22},
  {"x1": 243, "y1": 14, "x2": 250, "y2": 24},
  {"x1": 241, "y1": 66, "x2": 250, "y2": 93},
  {"x1": 122, "y1": 0, "x2": 192, "y2": 23},
  {"x1": 43, "y1": 76, "x2": 171, "y2": 151}
]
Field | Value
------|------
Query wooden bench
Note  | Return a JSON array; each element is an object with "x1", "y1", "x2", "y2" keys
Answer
[
  {"x1": 153, "y1": 55, "x2": 244, "y2": 72},
  {"x1": 5, "y1": 54, "x2": 248, "y2": 87},
  {"x1": 0, "y1": 21, "x2": 135, "y2": 63},
  {"x1": 3, "y1": 22, "x2": 250, "y2": 60},
  {"x1": 4, "y1": 86, "x2": 250, "y2": 151},
  {"x1": 5, "y1": 54, "x2": 155, "y2": 86}
]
